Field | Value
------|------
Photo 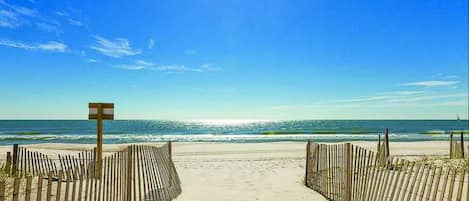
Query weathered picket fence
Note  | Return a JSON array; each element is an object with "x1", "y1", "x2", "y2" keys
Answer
[
  {"x1": 305, "y1": 141, "x2": 469, "y2": 201},
  {"x1": 0, "y1": 142, "x2": 181, "y2": 201}
]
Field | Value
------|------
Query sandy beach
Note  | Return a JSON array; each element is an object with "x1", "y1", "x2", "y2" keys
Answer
[{"x1": 0, "y1": 141, "x2": 450, "y2": 201}]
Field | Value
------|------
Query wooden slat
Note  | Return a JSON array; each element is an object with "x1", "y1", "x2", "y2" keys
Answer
[
  {"x1": 456, "y1": 169, "x2": 465, "y2": 201},
  {"x1": 382, "y1": 157, "x2": 394, "y2": 200},
  {"x1": 389, "y1": 160, "x2": 408, "y2": 201},
  {"x1": 12, "y1": 176, "x2": 20, "y2": 201},
  {"x1": 84, "y1": 156, "x2": 91, "y2": 201},
  {"x1": 71, "y1": 168, "x2": 78, "y2": 201},
  {"x1": 447, "y1": 169, "x2": 458, "y2": 201},
  {"x1": 46, "y1": 171, "x2": 53, "y2": 201},
  {"x1": 64, "y1": 171, "x2": 71, "y2": 201},
  {"x1": 365, "y1": 151, "x2": 380, "y2": 201},
  {"x1": 439, "y1": 169, "x2": 450, "y2": 201},
  {"x1": 25, "y1": 176, "x2": 32, "y2": 201},
  {"x1": 102, "y1": 157, "x2": 108, "y2": 201},
  {"x1": 78, "y1": 165, "x2": 85, "y2": 201},
  {"x1": 408, "y1": 164, "x2": 424, "y2": 201},
  {"x1": 137, "y1": 145, "x2": 143, "y2": 201},
  {"x1": 36, "y1": 175, "x2": 43, "y2": 201},
  {"x1": 0, "y1": 181, "x2": 5, "y2": 201},
  {"x1": 424, "y1": 165, "x2": 437, "y2": 201},
  {"x1": 417, "y1": 165, "x2": 432, "y2": 201},
  {"x1": 111, "y1": 153, "x2": 117, "y2": 201},
  {"x1": 56, "y1": 171, "x2": 63, "y2": 201}
]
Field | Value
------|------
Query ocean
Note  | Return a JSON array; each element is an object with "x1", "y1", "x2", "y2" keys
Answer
[{"x1": 0, "y1": 120, "x2": 467, "y2": 145}]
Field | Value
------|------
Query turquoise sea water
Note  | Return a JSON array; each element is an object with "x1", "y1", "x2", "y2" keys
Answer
[{"x1": 0, "y1": 120, "x2": 467, "y2": 145}]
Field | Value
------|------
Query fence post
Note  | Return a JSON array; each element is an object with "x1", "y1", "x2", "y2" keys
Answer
[
  {"x1": 12, "y1": 144, "x2": 19, "y2": 176},
  {"x1": 384, "y1": 128, "x2": 390, "y2": 158},
  {"x1": 460, "y1": 132, "x2": 464, "y2": 158},
  {"x1": 345, "y1": 143, "x2": 352, "y2": 201},
  {"x1": 127, "y1": 146, "x2": 133, "y2": 201},
  {"x1": 450, "y1": 132, "x2": 454, "y2": 159},
  {"x1": 168, "y1": 141, "x2": 175, "y2": 188},
  {"x1": 5, "y1": 152, "x2": 11, "y2": 174},
  {"x1": 92, "y1": 147, "x2": 97, "y2": 178},
  {"x1": 305, "y1": 140, "x2": 311, "y2": 186},
  {"x1": 168, "y1": 141, "x2": 173, "y2": 161},
  {"x1": 377, "y1": 134, "x2": 381, "y2": 152}
]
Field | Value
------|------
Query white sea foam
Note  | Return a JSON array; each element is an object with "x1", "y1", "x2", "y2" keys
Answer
[{"x1": 0, "y1": 133, "x2": 447, "y2": 145}]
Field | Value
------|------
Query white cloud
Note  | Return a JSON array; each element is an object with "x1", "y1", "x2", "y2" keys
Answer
[
  {"x1": 55, "y1": 10, "x2": 86, "y2": 27},
  {"x1": 115, "y1": 60, "x2": 221, "y2": 73},
  {"x1": 155, "y1": 64, "x2": 221, "y2": 73},
  {"x1": 197, "y1": 63, "x2": 221, "y2": 72},
  {"x1": 135, "y1": 60, "x2": 153, "y2": 66},
  {"x1": 36, "y1": 41, "x2": 66, "y2": 52},
  {"x1": 0, "y1": 1, "x2": 61, "y2": 32},
  {"x1": 337, "y1": 91, "x2": 466, "y2": 104},
  {"x1": 0, "y1": 39, "x2": 67, "y2": 52},
  {"x1": 114, "y1": 60, "x2": 153, "y2": 70},
  {"x1": 0, "y1": 9, "x2": 19, "y2": 28},
  {"x1": 270, "y1": 92, "x2": 468, "y2": 112},
  {"x1": 184, "y1": 49, "x2": 197, "y2": 55},
  {"x1": 155, "y1": 65, "x2": 191, "y2": 72},
  {"x1": 68, "y1": 18, "x2": 83, "y2": 26},
  {"x1": 0, "y1": 1, "x2": 38, "y2": 17},
  {"x1": 90, "y1": 36, "x2": 141, "y2": 58},
  {"x1": 85, "y1": 58, "x2": 98, "y2": 63},
  {"x1": 35, "y1": 22, "x2": 61, "y2": 33},
  {"x1": 148, "y1": 39, "x2": 154, "y2": 49},
  {"x1": 55, "y1": 11, "x2": 68, "y2": 17},
  {"x1": 401, "y1": 80, "x2": 459, "y2": 87},
  {"x1": 377, "y1": 91, "x2": 425, "y2": 95}
]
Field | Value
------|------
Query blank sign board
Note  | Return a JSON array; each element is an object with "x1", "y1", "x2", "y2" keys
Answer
[{"x1": 88, "y1": 103, "x2": 114, "y2": 120}]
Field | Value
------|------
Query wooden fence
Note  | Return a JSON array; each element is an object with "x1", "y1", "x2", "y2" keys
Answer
[
  {"x1": 0, "y1": 142, "x2": 181, "y2": 201},
  {"x1": 305, "y1": 141, "x2": 469, "y2": 201},
  {"x1": 3, "y1": 145, "x2": 97, "y2": 178},
  {"x1": 450, "y1": 132, "x2": 466, "y2": 159}
]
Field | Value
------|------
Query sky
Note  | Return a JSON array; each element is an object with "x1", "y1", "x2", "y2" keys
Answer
[{"x1": 0, "y1": 0, "x2": 467, "y2": 120}]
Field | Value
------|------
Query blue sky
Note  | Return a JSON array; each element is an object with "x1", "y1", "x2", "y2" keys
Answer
[{"x1": 0, "y1": 0, "x2": 467, "y2": 120}]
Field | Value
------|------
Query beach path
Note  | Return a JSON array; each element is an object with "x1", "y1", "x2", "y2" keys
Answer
[{"x1": 172, "y1": 143, "x2": 327, "y2": 201}]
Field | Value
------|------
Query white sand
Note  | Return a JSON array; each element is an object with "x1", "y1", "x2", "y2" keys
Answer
[{"x1": 0, "y1": 141, "x2": 450, "y2": 201}]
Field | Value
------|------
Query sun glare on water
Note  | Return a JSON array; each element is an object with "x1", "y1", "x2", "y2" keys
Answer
[{"x1": 187, "y1": 119, "x2": 273, "y2": 126}]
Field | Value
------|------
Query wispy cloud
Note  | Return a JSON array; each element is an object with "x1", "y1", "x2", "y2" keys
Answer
[
  {"x1": 55, "y1": 11, "x2": 68, "y2": 17},
  {"x1": 67, "y1": 18, "x2": 83, "y2": 26},
  {"x1": 148, "y1": 39, "x2": 154, "y2": 49},
  {"x1": 89, "y1": 36, "x2": 141, "y2": 58},
  {"x1": 0, "y1": 39, "x2": 67, "y2": 52},
  {"x1": 270, "y1": 92, "x2": 468, "y2": 111},
  {"x1": 155, "y1": 64, "x2": 220, "y2": 73},
  {"x1": 401, "y1": 80, "x2": 459, "y2": 87},
  {"x1": 337, "y1": 90, "x2": 465, "y2": 104},
  {"x1": 55, "y1": 10, "x2": 85, "y2": 27},
  {"x1": 85, "y1": 58, "x2": 98, "y2": 63},
  {"x1": 184, "y1": 49, "x2": 197, "y2": 55},
  {"x1": 115, "y1": 60, "x2": 221, "y2": 73},
  {"x1": 35, "y1": 21, "x2": 61, "y2": 33},
  {"x1": 0, "y1": 0, "x2": 61, "y2": 32},
  {"x1": 197, "y1": 63, "x2": 221, "y2": 72},
  {"x1": 115, "y1": 60, "x2": 152, "y2": 70},
  {"x1": 0, "y1": 1, "x2": 38, "y2": 17},
  {"x1": 0, "y1": 9, "x2": 19, "y2": 28}
]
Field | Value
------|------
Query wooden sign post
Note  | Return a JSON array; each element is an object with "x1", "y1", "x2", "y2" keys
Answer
[{"x1": 88, "y1": 103, "x2": 114, "y2": 178}]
